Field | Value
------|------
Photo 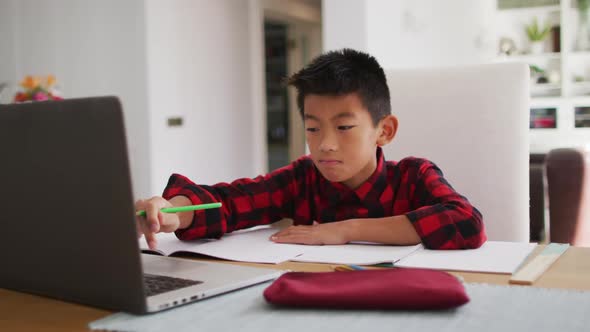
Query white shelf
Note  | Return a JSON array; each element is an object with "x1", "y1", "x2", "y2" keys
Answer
[
  {"x1": 570, "y1": 82, "x2": 590, "y2": 97},
  {"x1": 496, "y1": 0, "x2": 590, "y2": 151},
  {"x1": 568, "y1": 51, "x2": 590, "y2": 57},
  {"x1": 497, "y1": 52, "x2": 561, "y2": 62},
  {"x1": 531, "y1": 83, "x2": 561, "y2": 97},
  {"x1": 530, "y1": 96, "x2": 563, "y2": 104},
  {"x1": 571, "y1": 81, "x2": 590, "y2": 88},
  {"x1": 497, "y1": 5, "x2": 561, "y2": 13},
  {"x1": 532, "y1": 82, "x2": 560, "y2": 89},
  {"x1": 570, "y1": 95, "x2": 590, "y2": 103}
]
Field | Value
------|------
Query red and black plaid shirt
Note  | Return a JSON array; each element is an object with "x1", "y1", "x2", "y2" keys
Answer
[{"x1": 163, "y1": 148, "x2": 486, "y2": 249}]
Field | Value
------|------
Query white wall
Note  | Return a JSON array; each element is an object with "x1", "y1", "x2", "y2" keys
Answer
[
  {"x1": 368, "y1": 0, "x2": 496, "y2": 69},
  {"x1": 323, "y1": 0, "x2": 496, "y2": 69},
  {"x1": 0, "y1": 1, "x2": 16, "y2": 100},
  {"x1": 0, "y1": 0, "x2": 151, "y2": 199},
  {"x1": 322, "y1": 0, "x2": 367, "y2": 52},
  {"x1": 145, "y1": 0, "x2": 262, "y2": 193},
  {"x1": 1, "y1": 0, "x2": 267, "y2": 198}
]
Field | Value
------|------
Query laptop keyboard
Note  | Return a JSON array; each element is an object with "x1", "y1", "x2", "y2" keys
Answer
[{"x1": 143, "y1": 273, "x2": 203, "y2": 297}]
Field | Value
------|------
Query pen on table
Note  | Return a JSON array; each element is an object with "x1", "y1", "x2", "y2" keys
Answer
[
  {"x1": 135, "y1": 202, "x2": 222, "y2": 217},
  {"x1": 347, "y1": 264, "x2": 366, "y2": 271},
  {"x1": 333, "y1": 264, "x2": 366, "y2": 272}
]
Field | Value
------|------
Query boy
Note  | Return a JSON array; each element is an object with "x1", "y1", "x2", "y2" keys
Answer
[{"x1": 136, "y1": 49, "x2": 486, "y2": 251}]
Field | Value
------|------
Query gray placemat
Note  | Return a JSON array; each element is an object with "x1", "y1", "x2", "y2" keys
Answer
[{"x1": 89, "y1": 282, "x2": 590, "y2": 332}]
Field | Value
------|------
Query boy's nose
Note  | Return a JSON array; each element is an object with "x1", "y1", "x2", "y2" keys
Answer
[{"x1": 319, "y1": 132, "x2": 338, "y2": 152}]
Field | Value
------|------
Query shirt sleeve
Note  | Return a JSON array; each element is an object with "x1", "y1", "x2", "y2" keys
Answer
[
  {"x1": 404, "y1": 159, "x2": 486, "y2": 249},
  {"x1": 162, "y1": 161, "x2": 301, "y2": 240}
]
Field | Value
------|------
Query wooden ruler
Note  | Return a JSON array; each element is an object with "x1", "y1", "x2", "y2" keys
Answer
[{"x1": 509, "y1": 243, "x2": 570, "y2": 285}]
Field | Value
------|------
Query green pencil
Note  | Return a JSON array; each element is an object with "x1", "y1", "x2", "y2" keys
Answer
[{"x1": 135, "y1": 202, "x2": 222, "y2": 217}]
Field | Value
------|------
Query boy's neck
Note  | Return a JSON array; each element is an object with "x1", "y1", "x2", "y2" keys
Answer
[{"x1": 341, "y1": 150, "x2": 379, "y2": 190}]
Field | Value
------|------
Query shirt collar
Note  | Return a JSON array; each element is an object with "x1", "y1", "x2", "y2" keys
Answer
[{"x1": 353, "y1": 147, "x2": 387, "y2": 201}]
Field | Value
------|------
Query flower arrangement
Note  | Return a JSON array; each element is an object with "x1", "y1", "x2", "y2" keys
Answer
[{"x1": 13, "y1": 75, "x2": 63, "y2": 103}]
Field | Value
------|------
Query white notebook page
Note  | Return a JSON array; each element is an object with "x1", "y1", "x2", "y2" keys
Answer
[
  {"x1": 292, "y1": 243, "x2": 422, "y2": 265},
  {"x1": 395, "y1": 241, "x2": 537, "y2": 274},
  {"x1": 139, "y1": 226, "x2": 306, "y2": 264}
]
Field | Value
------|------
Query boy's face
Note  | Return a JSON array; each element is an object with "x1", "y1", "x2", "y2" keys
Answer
[{"x1": 303, "y1": 93, "x2": 395, "y2": 189}]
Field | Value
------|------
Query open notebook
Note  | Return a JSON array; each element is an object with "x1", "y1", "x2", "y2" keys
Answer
[
  {"x1": 140, "y1": 226, "x2": 422, "y2": 265},
  {"x1": 139, "y1": 226, "x2": 537, "y2": 274}
]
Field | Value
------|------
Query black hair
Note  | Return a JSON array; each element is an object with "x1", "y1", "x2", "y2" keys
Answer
[{"x1": 287, "y1": 48, "x2": 391, "y2": 126}]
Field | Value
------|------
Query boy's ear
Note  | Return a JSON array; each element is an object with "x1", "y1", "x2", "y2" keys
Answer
[{"x1": 376, "y1": 115, "x2": 398, "y2": 147}]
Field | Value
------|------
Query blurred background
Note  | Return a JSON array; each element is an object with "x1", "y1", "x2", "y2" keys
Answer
[{"x1": 1, "y1": 0, "x2": 588, "y2": 208}]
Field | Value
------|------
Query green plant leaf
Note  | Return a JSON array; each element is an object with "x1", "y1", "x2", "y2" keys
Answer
[{"x1": 525, "y1": 17, "x2": 551, "y2": 41}]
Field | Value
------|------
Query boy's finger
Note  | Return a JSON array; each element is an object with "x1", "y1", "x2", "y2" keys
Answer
[
  {"x1": 270, "y1": 230, "x2": 282, "y2": 238},
  {"x1": 135, "y1": 199, "x2": 146, "y2": 210},
  {"x1": 144, "y1": 231, "x2": 157, "y2": 250},
  {"x1": 272, "y1": 234, "x2": 310, "y2": 244},
  {"x1": 138, "y1": 216, "x2": 153, "y2": 238},
  {"x1": 146, "y1": 203, "x2": 161, "y2": 233},
  {"x1": 158, "y1": 211, "x2": 167, "y2": 226},
  {"x1": 270, "y1": 228, "x2": 292, "y2": 239}
]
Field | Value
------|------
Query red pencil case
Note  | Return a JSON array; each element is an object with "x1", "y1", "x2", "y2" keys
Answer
[{"x1": 263, "y1": 268, "x2": 469, "y2": 310}]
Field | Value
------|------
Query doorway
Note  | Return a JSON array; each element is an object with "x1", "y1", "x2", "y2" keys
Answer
[
  {"x1": 264, "y1": 21, "x2": 290, "y2": 171},
  {"x1": 262, "y1": 1, "x2": 322, "y2": 171}
]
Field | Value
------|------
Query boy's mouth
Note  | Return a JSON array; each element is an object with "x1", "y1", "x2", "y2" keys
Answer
[{"x1": 319, "y1": 159, "x2": 342, "y2": 166}]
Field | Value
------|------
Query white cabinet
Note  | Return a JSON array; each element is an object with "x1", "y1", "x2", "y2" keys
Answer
[{"x1": 496, "y1": 0, "x2": 590, "y2": 152}]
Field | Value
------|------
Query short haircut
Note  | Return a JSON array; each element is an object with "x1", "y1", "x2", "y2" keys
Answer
[{"x1": 287, "y1": 48, "x2": 391, "y2": 126}]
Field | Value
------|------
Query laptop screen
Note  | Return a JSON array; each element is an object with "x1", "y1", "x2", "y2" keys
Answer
[{"x1": 0, "y1": 97, "x2": 147, "y2": 312}]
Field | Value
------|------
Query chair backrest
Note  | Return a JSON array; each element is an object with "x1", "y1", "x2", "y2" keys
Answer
[
  {"x1": 529, "y1": 153, "x2": 547, "y2": 242},
  {"x1": 545, "y1": 148, "x2": 590, "y2": 246},
  {"x1": 383, "y1": 63, "x2": 530, "y2": 242}
]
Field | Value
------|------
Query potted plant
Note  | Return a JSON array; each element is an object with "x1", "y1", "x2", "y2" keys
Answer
[
  {"x1": 529, "y1": 64, "x2": 546, "y2": 85},
  {"x1": 525, "y1": 17, "x2": 551, "y2": 54}
]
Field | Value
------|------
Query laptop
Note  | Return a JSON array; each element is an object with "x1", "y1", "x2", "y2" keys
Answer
[{"x1": 0, "y1": 96, "x2": 282, "y2": 314}]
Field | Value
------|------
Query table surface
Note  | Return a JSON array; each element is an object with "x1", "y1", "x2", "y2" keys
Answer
[{"x1": 2, "y1": 245, "x2": 589, "y2": 332}]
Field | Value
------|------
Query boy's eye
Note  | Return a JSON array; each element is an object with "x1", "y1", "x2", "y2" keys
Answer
[
  {"x1": 306, "y1": 127, "x2": 319, "y2": 132},
  {"x1": 337, "y1": 125, "x2": 355, "y2": 131}
]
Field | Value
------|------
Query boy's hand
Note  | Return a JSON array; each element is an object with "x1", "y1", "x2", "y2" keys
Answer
[
  {"x1": 269, "y1": 221, "x2": 350, "y2": 245},
  {"x1": 135, "y1": 196, "x2": 181, "y2": 250}
]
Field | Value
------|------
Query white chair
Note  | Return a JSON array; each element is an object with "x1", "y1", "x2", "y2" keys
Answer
[{"x1": 383, "y1": 63, "x2": 530, "y2": 242}]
